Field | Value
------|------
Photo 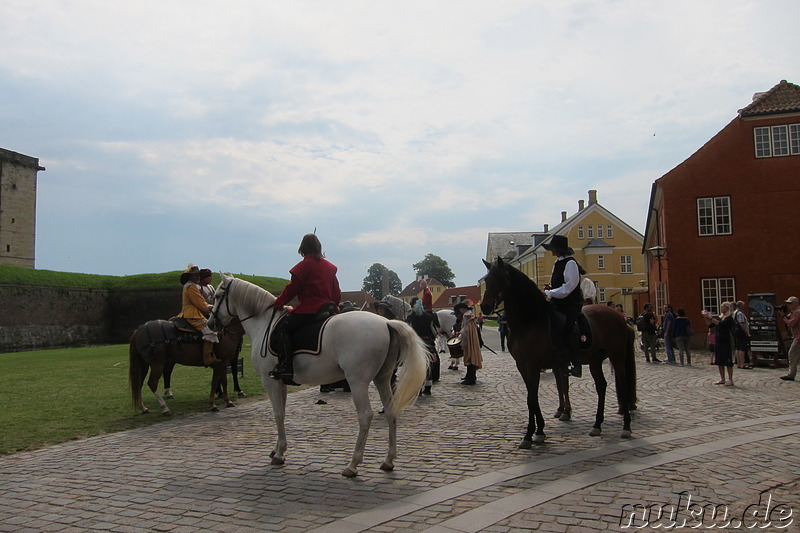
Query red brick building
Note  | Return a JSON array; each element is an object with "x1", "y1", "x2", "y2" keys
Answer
[{"x1": 643, "y1": 80, "x2": 800, "y2": 346}]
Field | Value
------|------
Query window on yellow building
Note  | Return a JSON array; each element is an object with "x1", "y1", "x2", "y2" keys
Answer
[
  {"x1": 597, "y1": 225, "x2": 603, "y2": 239},
  {"x1": 578, "y1": 226, "x2": 584, "y2": 239},
  {"x1": 620, "y1": 255, "x2": 632, "y2": 274},
  {"x1": 598, "y1": 255, "x2": 605, "y2": 269},
  {"x1": 588, "y1": 226, "x2": 594, "y2": 239},
  {"x1": 607, "y1": 225, "x2": 613, "y2": 238}
]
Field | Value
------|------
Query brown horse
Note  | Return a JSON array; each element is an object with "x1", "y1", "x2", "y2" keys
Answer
[
  {"x1": 481, "y1": 258, "x2": 636, "y2": 448},
  {"x1": 163, "y1": 319, "x2": 248, "y2": 400},
  {"x1": 129, "y1": 319, "x2": 245, "y2": 415}
]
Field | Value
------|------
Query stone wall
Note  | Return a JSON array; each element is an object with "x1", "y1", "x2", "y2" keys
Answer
[{"x1": 0, "y1": 285, "x2": 182, "y2": 352}]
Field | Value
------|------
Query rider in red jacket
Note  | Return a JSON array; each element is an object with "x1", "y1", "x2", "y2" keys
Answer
[{"x1": 271, "y1": 234, "x2": 341, "y2": 383}]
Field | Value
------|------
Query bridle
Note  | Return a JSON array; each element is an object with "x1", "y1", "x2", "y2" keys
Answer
[{"x1": 210, "y1": 278, "x2": 262, "y2": 328}]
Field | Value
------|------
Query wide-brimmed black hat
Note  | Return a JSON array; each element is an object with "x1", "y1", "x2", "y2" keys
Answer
[
  {"x1": 180, "y1": 264, "x2": 201, "y2": 284},
  {"x1": 542, "y1": 234, "x2": 574, "y2": 255},
  {"x1": 373, "y1": 301, "x2": 396, "y2": 318},
  {"x1": 453, "y1": 302, "x2": 470, "y2": 313}
]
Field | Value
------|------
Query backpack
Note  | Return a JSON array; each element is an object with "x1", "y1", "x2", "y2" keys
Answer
[{"x1": 636, "y1": 314, "x2": 648, "y2": 332}]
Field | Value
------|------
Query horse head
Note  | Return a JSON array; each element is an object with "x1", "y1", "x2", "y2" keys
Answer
[
  {"x1": 481, "y1": 258, "x2": 509, "y2": 315},
  {"x1": 208, "y1": 273, "x2": 235, "y2": 331}
]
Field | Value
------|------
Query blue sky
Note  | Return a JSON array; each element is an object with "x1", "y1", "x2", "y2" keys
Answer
[{"x1": 2, "y1": 1, "x2": 798, "y2": 291}]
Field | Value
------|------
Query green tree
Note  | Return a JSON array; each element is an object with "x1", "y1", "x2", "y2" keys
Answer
[
  {"x1": 362, "y1": 263, "x2": 402, "y2": 299},
  {"x1": 413, "y1": 254, "x2": 455, "y2": 288}
]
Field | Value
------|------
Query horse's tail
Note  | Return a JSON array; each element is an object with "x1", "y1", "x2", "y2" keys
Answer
[
  {"x1": 386, "y1": 320, "x2": 429, "y2": 415},
  {"x1": 625, "y1": 325, "x2": 638, "y2": 406},
  {"x1": 129, "y1": 331, "x2": 144, "y2": 409}
]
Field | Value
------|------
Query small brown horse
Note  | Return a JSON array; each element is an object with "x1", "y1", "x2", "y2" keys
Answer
[
  {"x1": 129, "y1": 319, "x2": 244, "y2": 415},
  {"x1": 481, "y1": 258, "x2": 636, "y2": 448}
]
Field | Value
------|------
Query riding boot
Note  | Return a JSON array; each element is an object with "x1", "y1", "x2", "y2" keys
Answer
[
  {"x1": 202, "y1": 340, "x2": 219, "y2": 366},
  {"x1": 461, "y1": 364, "x2": 476, "y2": 385},
  {"x1": 277, "y1": 336, "x2": 298, "y2": 385},
  {"x1": 568, "y1": 335, "x2": 582, "y2": 378}
]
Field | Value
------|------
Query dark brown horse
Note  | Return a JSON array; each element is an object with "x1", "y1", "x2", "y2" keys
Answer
[
  {"x1": 163, "y1": 320, "x2": 247, "y2": 400},
  {"x1": 481, "y1": 258, "x2": 636, "y2": 448},
  {"x1": 129, "y1": 319, "x2": 245, "y2": 415}
]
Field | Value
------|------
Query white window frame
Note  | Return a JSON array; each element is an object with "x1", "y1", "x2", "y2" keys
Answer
[
  {"x1": 701, "y1": 278, "x2": 736, "y2": 316},
  {"x1": 578, "y1": 226, "x2": 584, "y2": 239},
  {"x1": 607, "y1": 225, "x2": 613, "y2": 238},
  {"x1": 791, "y1": 124, "x2": 800, "y2": 155},
  {"x1": 620, "y1": 255, "x2": 632, "y2": 274},
  {"x1": 597, "y1": 225, "x2": 604, "y2": 239},
  {"x1": 598, "y1": 255, "x2": 605, "y2": 270},
  {"x1": 587, "y1": 225, "x2": 594, "y2": 239},
  {"x1": 697, "y1": 196, "x2": 732, "y2": 236},
  {"x1": 656, "y1": 281, "x2": 667, "y2": 314},
  {"x1": 755, "y1": 127, "x2": 771, "y2": 158},
  {"x1": 599, "y1": 288, "x2": 606, "y2": 303},
  {"x1": 772, "y1": 125, "x2": 789, "y2": 156}
]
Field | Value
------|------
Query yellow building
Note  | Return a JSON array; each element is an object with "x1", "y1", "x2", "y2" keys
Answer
[{"x1": 488, "y1": 190, "x2": 647, "y2": 317}]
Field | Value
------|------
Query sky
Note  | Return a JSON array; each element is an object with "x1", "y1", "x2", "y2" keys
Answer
[{"x1": 1, "y1": 1, "x2": 798, "y2": 291}]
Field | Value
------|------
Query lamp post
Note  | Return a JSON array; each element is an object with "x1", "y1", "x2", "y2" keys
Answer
[{"x1": 647, "y1": 246, "x2": 667, "y2": 311}]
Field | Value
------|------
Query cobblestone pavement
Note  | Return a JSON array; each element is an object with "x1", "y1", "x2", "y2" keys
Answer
[{"x1": 2, "y1": 327, "x2": 799, "y2": 532}]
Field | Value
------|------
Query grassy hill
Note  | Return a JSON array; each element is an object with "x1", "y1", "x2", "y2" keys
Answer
[{"x1": 0, "y1": 265, "x2": 287, "y2": 293}]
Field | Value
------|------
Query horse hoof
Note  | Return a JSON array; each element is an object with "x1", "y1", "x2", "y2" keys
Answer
[
  {"x1": 553, "y1": 409, "x2": 563, "y2": 418},
  {"x1": 226, "y1": 402, "x2": 236, "y2": 408},
  {"x1": 161, "y1": 411, "x2": 172, "y2": 417},
  {"x1": 210, "y1": 405, "x2": 220, "y2": 412},
  {"x1": 140, "y1": 408, "x2": 150, "y2": 415},
  {"x1": 559, "y1": 412, "x2": 571, "y2": 422},
  {"x1": 621, "y1": 430, "x2": 632, "y2": 439},
  {"x1": 342, "y1": 467, "x2": 358, "y2": 478},
  {"x1": 589, "y1": 427, "x2": 602, "y2": 437},
  {"x1": 237, "y1": 391, "x2": 248, "y2": 398},
  {"x1": 380, "y1": 462, "x2": 394, "y2": 472},
  {"x1": 532, "y1": 434, "x2": 546, "y2": 444},
  {"x1": 270, "y1": 456, "x2": 285, "y2": 465},
  {"x1": 519, "y1": 439, "x2": 533, "y2": 449},
  {"x1": 165, "y1": 393, "x2": 174, "y2": 400}
]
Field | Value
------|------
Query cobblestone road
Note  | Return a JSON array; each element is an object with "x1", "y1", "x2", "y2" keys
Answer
[{"x1": 1, "y1": 327, "x2": 798, "y2": 532}]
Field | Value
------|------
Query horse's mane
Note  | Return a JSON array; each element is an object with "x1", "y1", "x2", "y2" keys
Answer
[
  {"x1": 228, "y1": 277, "x2": 277, "y2": 313},
  {"x1": 383, "y1": 294, "x2": 410, "y2": 319},
  {"x1": 503, "y1": 263, "x2": 549, "y2": 317}
]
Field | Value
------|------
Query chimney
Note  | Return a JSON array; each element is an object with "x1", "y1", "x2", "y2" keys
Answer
[
  {"x1": 543, "y1": 224, "x2": 549, "y2": 232},
  {"x1": 588, "y1": 190, "x2": 598, "y2": 205},
  {"x1": 561, "y1": 211, "x2": 567, "y2": 222},
  {"x1": 578, "y1": 199, "x2": 585, "y2": 211}
]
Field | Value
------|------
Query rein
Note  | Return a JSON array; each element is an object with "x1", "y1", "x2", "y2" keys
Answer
[{"x1": 213, "y1": 278, "x2": 281, "y2": 359}]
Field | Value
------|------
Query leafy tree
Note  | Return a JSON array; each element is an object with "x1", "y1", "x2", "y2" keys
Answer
[
  {"x1": 362, "y1": 263, "x2": 402, "y2": 299},
  {"x1": 413, "y1": 254, "x2": 455, "y2": 288}
]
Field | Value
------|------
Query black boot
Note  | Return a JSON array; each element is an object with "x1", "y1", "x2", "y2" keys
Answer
[
  {"x1": 461, "y1": 365, "x2": 476, "y2": 385},
  {"x1": 568, "y1": 333, "x2": 582, "y2": 377},
  {"x1": 270, "y1": 335, "x2": 298, "y2": 385}
]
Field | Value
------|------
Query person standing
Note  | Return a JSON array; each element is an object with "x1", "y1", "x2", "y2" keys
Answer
[
  {"x1": 672, "y1": 307, "x2": 693, "y2": 366},
  {"x1": 640, "y1": 303, "x2": 661, "y2": 363},
  {"x1": 454, "y1": 302, "x2": 482, "y2": 385},
  {"x1": 780, "y1": 296, "x2": 800, "y2": 381},
  {"x1": 704, "y1": 302, "x2": 735, "y2": 386},
  {"x1": 663, "y1": 304, "x2": 676, "y2": 364},
  {"x1": 270, "y1": 234, "x2": 341, "y2": 384},
  {"x1": 177, "y1": 264, "x2": 219, "y2": 366},
  {"x1": 733, "y1": 301, "x2": 752, "y2": 369},
  {"x1": 407, "y1": 297, "x2": 437, "y2": 395},
  {"x1": 498, "y1": 312, "x2": 509, "y2": 351},
  {"x1": 542, "y1": 235, "x2": 584, "y2": 377}
]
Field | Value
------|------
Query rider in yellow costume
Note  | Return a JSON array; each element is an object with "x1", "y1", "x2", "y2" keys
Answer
[{"x1": 177, "y1": 264, "x2": 219, "y2": 366}]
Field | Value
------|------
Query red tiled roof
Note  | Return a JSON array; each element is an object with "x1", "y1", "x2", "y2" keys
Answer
[
  {"x1": 739, "y1": 80, "x2": 800, "y2": 117},
  {"x1": 432, "y1": 285, "x2": 482, "y2": 311},
  {"x1": 340, "y1": 291, "x2": 377, "y2": 308}
]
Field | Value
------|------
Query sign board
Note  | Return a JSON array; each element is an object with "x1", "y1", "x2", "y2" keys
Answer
[{"x1": 748, "y1": 293, "x2": 779, "y2": 353}]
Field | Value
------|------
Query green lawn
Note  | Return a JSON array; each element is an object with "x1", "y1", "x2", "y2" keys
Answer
[{"x1": 0, "y1": 340, "x2": 276, "y2": 455}]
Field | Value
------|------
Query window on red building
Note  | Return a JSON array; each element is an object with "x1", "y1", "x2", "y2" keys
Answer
[
  {"x1": 701, "y1": 278, "x2": 736, "y2": 315},
  {"x1": 697, "y1": 197, "x2": 731, "y2": 236}
]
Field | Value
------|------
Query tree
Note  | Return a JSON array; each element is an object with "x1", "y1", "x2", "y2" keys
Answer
[
  {"x1": 413, "y1": 254, "x2": 455, "y2": 288},
  {"x1": 362, "y1": 263, "x2": 402, "y2": 299}
]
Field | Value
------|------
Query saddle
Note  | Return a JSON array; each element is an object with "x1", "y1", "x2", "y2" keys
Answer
[
  {"x1": 545, "y1": 306, "x2": 592, "y2": 351},
  {"x1": 267, "y1": 305, "x2": 337, "y2": 357},
  {"x1": 134, "y1": 319, "x2": 202, "y2": 356}
]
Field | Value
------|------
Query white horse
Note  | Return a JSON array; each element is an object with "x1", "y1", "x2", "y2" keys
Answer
[
  {"x1": 207, "y1": 274, "x2": 428, "y2": 477},
  {"x1": 434, "y1": 309, "x2": 458, "y2": 353}
]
